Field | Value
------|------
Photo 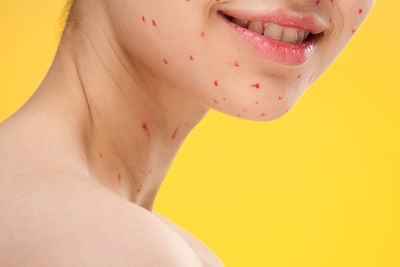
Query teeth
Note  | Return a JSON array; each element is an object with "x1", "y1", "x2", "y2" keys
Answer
[
  {"x1": 263, "y1": 23, "x2": 283, "y2": 41},
  {"x1": 282, "y1": 28, "x2": 299, "y2": 45},
  {"x1": 229, "y1": 14, "x2": 313, "y2": 44},
  {"x1": 248, "y1": 21, "x2": 263, "y2": 35},
  {"x1": 297, "y1": 30, "x2": 305, "y2": 44},
  {"x1": 263, "y1": 22, "x2": 310, "y2": 44},
  {"x1": 304, "y1": 31, "x2": 311, "y2": 40},
  {"x1": 232, "y1": 17, "x2": 249, "y2": 28}
]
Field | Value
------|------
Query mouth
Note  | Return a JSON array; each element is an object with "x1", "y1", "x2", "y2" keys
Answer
[{"x1": 218, "y1": 9, "x2": 327, "y2": 66}]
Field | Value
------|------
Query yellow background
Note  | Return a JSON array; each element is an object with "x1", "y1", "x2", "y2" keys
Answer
[{"x1": 1, "y1": 1, "x2": 399, "y2": 266}]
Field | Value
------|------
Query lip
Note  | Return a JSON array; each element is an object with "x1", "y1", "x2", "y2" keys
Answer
[
  {"x1": 218, "y1": 8, "x2": 327, "y2": 66},
  {"x1": 220, "y1": 8, "x2": 327, "y2": 34}
]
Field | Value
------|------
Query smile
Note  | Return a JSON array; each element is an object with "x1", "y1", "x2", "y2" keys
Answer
[{"x1": 218, "y1": 8, "x2": 327, "y2": 66}]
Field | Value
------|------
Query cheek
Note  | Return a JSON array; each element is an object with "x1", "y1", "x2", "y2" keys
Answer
[
  {"x1": 113, "y1": 2, "x2": 210, "y2": 79},
  {"x1": 305, "y1": 0, "x2": 374, "y2": 81},
  {"x1": 111, "y1": 1, "x2": 353, "y2": 122},
  {"x1": 340, "y1": 0, "x2": 374, "y2": 35},
  {"x1": 327, "y1": 0, "x2": 374, "y2": 48}
]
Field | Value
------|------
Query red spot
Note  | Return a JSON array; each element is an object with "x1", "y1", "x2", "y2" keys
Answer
[
  {"x1": 148, "y1": 169, "x2": 153, "y2": 174},
  {"x1": 285, "y1": 108, "x2": 290, "y2": 113},
  {"x1": 141, "y1": 16, "x2": 146, "y2": 23},
  {"x1": 359, "y1": 9, "x2": 363, "y2": 14},
  {"x1": 81, "y1": 156, "x2": 85, "y2": 163},
  {"x1": 251, "y1": 83, "x2": 260, "y2": 89},
  {"x1": 200, "y1": 32, "x2": 205, "y2": 38},
  {"x1": 330, "y1": 0, "x2": 334, "y2": 3},
  {"x1": 213, "y1": 98, "x2": 219, "y2": 104},
  {"x1": 214, "y1": 80, "x2": 219, "y2": 86},
  {"x1": 234, "y1": 60, "x2": 240, "y2": 67},
  {"x1": 242, "y1": 109, "x2": 247, "y2": 112},
  {"x1": 352, "y1": 29, "x2": 356, "y2": 34},
  {"x1": 142, "y1": 123, "x2": 151, "y2": 139},
  {"x1": 152, "y1": 19, "x2": 157, "y2": 28},
  {"x1": 278, "y1": 96, "x2": 283, "y2": 100},
  {"x1": 308, "y1": 73, "x2": 315, "y2": 83},
  {"x1": 315, "y1": 0, "x2": 320, "y2": 5},
  {"x1": 99, "y1": 152, "x2": 103, "y2": 158},
  {"x1": 171, "y1": 127, "x2": 179, "y2": 140},
  {"x1": 189, "y1": 55, "x2": 194, "y2": 61},
  {"x1": 329, "y1": 17, "x2": 333, "y2": 24},
  {"x1": 236, "y1": 114, "x2": 241, "y2": 117},
  {"x1": 255, "y1": 101, "x2": 259, "y2": 104},
  {"x1": 223, "y1": 97, "x2": 227, "y2": 101},
  {"x1": 117, "y1": 174, "x2": 122, "y2": 184},
  {"x1": 137, "y1": 187, "x2": 141, "y2": 193},
  {"x1": 163, "y1": 58, "x2": 168, "y2": 64},
  {"x1": 260, "y1": 113, "x2": 266, "y2": 117},
  {"x1": 297, "y1": 73, "x2": 302, "y2": 79}
]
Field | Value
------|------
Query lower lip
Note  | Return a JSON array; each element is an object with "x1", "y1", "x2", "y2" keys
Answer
[{"x1": 219, "y1": 13, "x2": 318, "y2": 66}]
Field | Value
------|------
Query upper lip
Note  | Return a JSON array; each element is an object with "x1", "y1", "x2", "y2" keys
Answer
[{"x1": 219, "y1": 7, "x2": 328, "y2": 35}]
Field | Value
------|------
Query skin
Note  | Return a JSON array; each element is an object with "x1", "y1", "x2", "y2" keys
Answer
[{"x1": 0, "y1": 0, "x2": 375, "y2": 266}]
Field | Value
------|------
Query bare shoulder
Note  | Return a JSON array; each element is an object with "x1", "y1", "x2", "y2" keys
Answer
[
  {"x1": 153, "y1": 212, "x2": 225, "y2": 267},
  {"x1": 0, "y1": 178, "x2": 202, "y2": 267}
]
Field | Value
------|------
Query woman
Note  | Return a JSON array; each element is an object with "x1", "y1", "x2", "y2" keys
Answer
[{"x1": 0, "y1": 0, "x2": 375, "y2": 266}]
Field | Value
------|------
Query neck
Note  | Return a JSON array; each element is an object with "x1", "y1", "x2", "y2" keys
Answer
[{"x1": 29, "y1": 1, "x2": 209, "y2": 210}]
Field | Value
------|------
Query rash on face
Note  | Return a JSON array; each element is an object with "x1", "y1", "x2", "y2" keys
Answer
[{"x1": 123, "y1": 0, "x2": 374, "y2": 122}]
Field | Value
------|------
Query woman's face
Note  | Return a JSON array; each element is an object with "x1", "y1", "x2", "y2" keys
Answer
[{"x1": 105, "y1": 0, "x2": 375, "y2": 121}]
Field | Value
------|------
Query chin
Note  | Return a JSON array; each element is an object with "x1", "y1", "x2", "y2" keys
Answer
[{"x1": 205, "y1": 79, "x2": 304, "y2": 122}]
